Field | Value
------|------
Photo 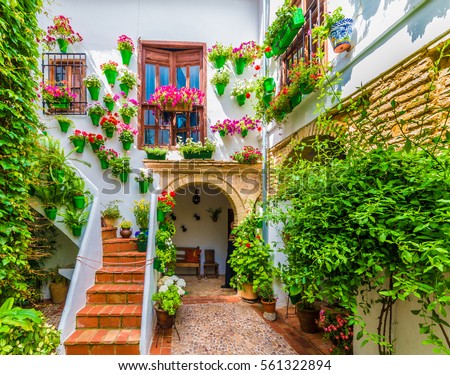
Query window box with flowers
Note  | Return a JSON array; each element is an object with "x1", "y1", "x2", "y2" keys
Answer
[
  {"x1": 100, "y1": 113, "x2": 120, "y2": 138},
  {"x1": 69, "y1": 130, "x2": 88, "y2": 153},
  {"x1": 231, "y1": 79, "x2": 256, "y2": 106},
  {"x1": 42, "y1": 15, "x2": 83, "y2": 53},
  {"x1": 135, "y1": 168, "x2": 153, "y2": 194},
  {"x1": 210, "y1": 68, "x2": 230, "y2": 96},
  {"x1": 117, "y1": 123, "x2": 138, "y2": 150},
  {"x1": 82, "y1": 74, "x2": 102, "y2": 101},
  {"x1": 96, "y1": 147, "x2": 118, "y2": 170},
  {"x1": 101, "y1": 60, "x2": 119, "y2": 87},
  {"x1": 118, "y1": 68, "x2": 139, "y2": 97},
  {"x1": 157, "y1": 191, "x2": 176, "y2": 222},
  {"x1": 177, "y1": 137, "x2": 216, "y2": 160},
  {"x1": 109, "y1": 154, "x2": 132, "y2": 183},
  {"x1": 142, "y1": 146, "x2": 168, "y2": 160},
  {"x1": 231, "y1": 146, "x2": 262, "y2": 164},
  {"x1": 87, "y1": 133, "x2": 105, "y2": 152},
  {"x1": 41, "y1": 80, "x2": 76, "y2": 110},
  {"x1": 54, "y1": 115, "x2": 73, "y2": 133},
  {"x1": 288, "y1": 56, "x2": 323, "y2": 98},
  {"x1": 230, "y1": 41, "x2": 261, "y2": 75},
  {"x1": 86, "y1": 102, "x2": 107, "y2": 126},
  {"x1": 207, "y1": 42, "x2": 232, "y2": 69},
  {"x1": 117, "y1": 35, "x2": 135, "y2": 66},
  {"x1": 118, "y1": 97, "x2": 139, "y2": 124},
  {"x1": 103, "y1": 93, "x2": 119, "y2": 112},
  {"x1": 148, "y1": 85, "x2": 205, "y2": 112}
]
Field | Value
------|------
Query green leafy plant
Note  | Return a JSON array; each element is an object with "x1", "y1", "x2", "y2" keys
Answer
[
  {"x1": 109, "y1": 155, "x2": 131, "y2": 177},
  {"x1": 311, "y1": 6, "x2": 346, "y2": 40},
  {"x1": 118, "y1": 68, "x2": 139, "y2": 90},
  {"x1": 135, "y1": 168, "x2": 153, "y2": 183},
  {"x1": 263, "y1": 0, "x2": 298, "y2": 50},
  {"x1": 0, "y1": 298, "x2": 60, "y2": 354},
  {"x1": 210, "y1": 68, "x2": 231, "y2": 86},
  {"x1": 82, "y1": 74, "x2": 102, "y2": 88},
  {"x1": 101, "y1": 200, "x2": 122, "y2": 221},
  {"x1": 54, "y1": 115, "x2": 73, "y2": 126},
  {"x1": 152, "y1": 276, "x2": 186, "y2": 315},
  {"x1": 206, "y1": 207, "x2": 222, "y2": 222},
  {"x1": 231, "y1": 78, "x2": 256, "y2": 97},
  {"x1": 143, "y1": 146, "x2": 168, "y2": 157},
  {"x1": 86, "y1": 102, "x2": 107, "y2": 116},
  {"x1": 120, "y1": 220, "x2": 132, "y2": 229},
  {"x1": 58, "y1": 207, "x2": 89, "y2": 229},
  {"x1": 177, "y1": 137, "x2": 216, "y2": 155},
  {"x1": 132, "y1": 199, "x2": 150, "y2": 228},
  {"x1": 207, "y1": 42, "x2": 232, "y2": 62},
  {"x1": 257, "y1": 282, "x2": 276, "y2": 302}
]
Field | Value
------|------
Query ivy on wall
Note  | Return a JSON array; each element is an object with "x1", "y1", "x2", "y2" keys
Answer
[{"x1": 0, "y1": 0, "x2": 45, "y2": 303}]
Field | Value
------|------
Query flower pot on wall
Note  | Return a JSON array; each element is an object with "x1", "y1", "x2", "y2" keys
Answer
[
  {"x1": 215, "y1": 83, "x2": 226, "y2": 96},
  {"x1": 234, "y1": 58, "x2": 247, "y2": 75},
  {"x1": 182, "y1": 151, "x2": 213, "y2": 159},
  {"x1": 72, "y1": 225, "x2": 83, "y2": 237},
  {"x1": 139, "y1": 181, "x2": 149, "y2": 194},
  {"x1": 122, "y1": 140, "x2": 132, "y2": 151},
  {"x1": 263, "y1": 78, "x2": 276, "y2": 93},
  {"x1": 119, "y1": 83, "x2": 130, "y2": 97},
  {"x1": 290, "y1": 93, "x2": 302, "y2": 108},
  {"x1": 56, "y1": 38, "x2": 68, "y2": 53},
  {"x1": 44, "y1": 207, "x2": 57, "y2": 221},
  {"x1": 87, "y1": 87, "x2": 100, "y2": 101},
  {"x1": 120, "y1": 50, "x2": 132, "y2": 66},
  {"x1": 89, "y1": 113, "x2": 101, "y2": 126},
  {"x1": 119, "y1": 172, "x2": 129, "y2": 183},
  {"x1": 57, "y1": 120, "x2": 71, "y2": 133},
  {"x1": 121, "y1": 114, "x2": 131, "y2": 124},
  {"x1": 49, "y1": 100, "x2": 69, "y2": 110},
  {"x1": 146, "y1": 153, "x2": 166, "y2": 160},
  {"x1": 72, "y1": 195, "x2": 85, "y2": 209},
  {"x1": 105, "y1": 129, "x2": 115, "y2": 138},
  {"x1": 240, "y1": 129, "x2": 248, "y2": 138},
  {"x1": 90, "y1": 143, "x2": 101, "y2": 152},
  {"x1": 104, "y1": 69, "x2": 117, "y2": 86},
  {"x1": 236, "y1": 94, "x2": 246, "y2": 106},
  {"x1": 329, "y1": 18, "x2": 354, "y2": 53},
  {"x1": 212, "y1": 55, "x2": 227, "y2": 69},
  {"x1": 105, "y1": 101, "x2": 114, "y2": 112},
  {"x1": 153, "y1": 258, "x2": 164, "y2": 272},
  {"x1": 157, "y1": 210, "x2": 166, "y2": 222},
  {"x1": 100, "y1": 159, "x2": 109, "y2": 170},
  {"x1": 72, "y1": 139, "x2": 85, "y2": 153}
]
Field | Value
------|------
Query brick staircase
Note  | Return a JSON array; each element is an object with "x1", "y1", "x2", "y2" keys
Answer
[{"x1": 64, "y1": 227, "x2": 146, "y2": 355}]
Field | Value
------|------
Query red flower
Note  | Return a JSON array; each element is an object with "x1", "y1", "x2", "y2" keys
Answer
[
  {"x1": 254, "y1": 65, "x2": 261, "y2": 71},
  {"x1": 169, "y1": 191, "x2": 175, "y2": 197},
  {"x1": 246, "y1": 243, "x2": 251, "y2": 248},
  {"x1": 245, "y1": 92, "x2": 251, "y2": 99},
  {"x1": 264, "y1": 46, "x2": 271, "y2": 52}
]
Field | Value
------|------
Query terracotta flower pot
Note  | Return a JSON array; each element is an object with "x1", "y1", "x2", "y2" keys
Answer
[
  {"x1": 154, "y1": 305, "x2": 176, "y2": 329},
  {"x1": 239, "y1": 283, "x2": 258, "y2": 301},
  {"x1": 261, "y1": 299, "x2": 277, "y2": 314},
  {"x1": 120, "y1": 228, "x2": 132, "y2": 238}
]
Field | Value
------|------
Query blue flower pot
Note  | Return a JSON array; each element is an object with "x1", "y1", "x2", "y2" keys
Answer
[{"x1": 329, "y1": 18, "x2": 354, "y2": 53}]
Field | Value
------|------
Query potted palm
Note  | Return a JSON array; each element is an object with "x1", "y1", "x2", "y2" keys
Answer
[
  {"x1": 100, "y1": 200, "x2": 122, "y2": 227},
  {"x1": 210, "y1": 68, "x2": 231, "y2": 96},
  {"x1": 83, "y1": 74, "x2": 102, "y2": 101},
  {"x1": 143, "y1": 146, "x2": 168, "y2": 160},
  {"x1": 152, "y1": 275, "x2": 186, "y2": 328}
]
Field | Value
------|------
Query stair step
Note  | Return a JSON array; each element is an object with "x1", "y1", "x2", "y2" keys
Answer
[
  {"x1": 103, "y1": 238, "x2": 138, "y2": 253},
  {"x1": 102, "y1": 226, "x2": 118, "y2": 241},
  {"x1": 65, "y1": 329, "x2": 140, "y2": 355},
  {"x1": 96, "y1": 267, "x2": 145, "y2": 284},
  {"x1": 87, "y1": 284, "x2": 144, "y2": 304},
  {"x1": 103, "y1": 252, "x2": 147, "y2": 265},
  {"x1": 77, "y1": 305, "x2": 142, "y2": 329}
]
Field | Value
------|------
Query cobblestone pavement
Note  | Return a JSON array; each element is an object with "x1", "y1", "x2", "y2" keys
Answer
[{"x1": 170, "y1": 302, "x2": 298, "y2": 355}]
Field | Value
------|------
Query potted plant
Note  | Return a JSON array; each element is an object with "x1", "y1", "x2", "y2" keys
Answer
[
  {"x1": 118, "y1": 97, "x2": 139, "y2": 124},
  {"x1": 143, "y1": 146, "x2": 168, "y2": 160},
  {"x1": 68, "y1": 129, "x2": 88, "y2": 153},
  {"x1": 177, "y1": 137, "x2": 216, "y2": 159},
  {"x1": 42, "y1": 15, "x2": 83, "y2": 53},
  {"x1": 41, "y1": 80, "x2": 76, "y2": 109},
  {"x1": 210, "y1": 68, "x2": 231, "y2": 96},
  {"x1": 135, "y1": 229, "x2": 148, "y2": 252},
  {"x1": 100, "y1": 200, "x2": 122, "y2": 227},
  {"x1": 54, "y1": 115, "x2": 73, "y2": 133},
  {"x1": 206, "y1": 207, "x2": 222, "y2": 222},
  {"x1": 319, "y1": 307, "x2": 354, "y2": 354},
  {"x1": 231, "y1": 146, "x2": 262, "y2": 164},
  {"x1": 58, "y1": 207, "x2": 89, "y2": 236},
  {"x1": 117, "y1": 34, "x2": 135, "y2": 66},
  {"x1": 48, "y1": 269, "x2": 69, "y2": 304},
  {"x1": 34, "y1": 184, "x2": 64, "y2": 221},
  {"x1": 266, "y1": 85, "x2": 292, "y2": 123},
  {"x1": 311, "y1": 6, "x2": 353, "y2": 53},
  {"x1": 82, "y1": 74, "x2": 102, "y2": 101},
  {"x1": 103, "y1": 93, "x2": 119, "y2": 112},
  {"x1": 157, "y1": 191, "x2": 176, "y2": 222},
  {"x1": 207, "y1": 42, "x2": 232, "y2": 69},
  {"x1": 230, "y1": 41, "x2": 261, "y2": 75},
  {"x1": 132, "y1": 199, "x2": 151, "y2": 230},
  {"x1": 235, "y1": 115, "x2": 261, "y2": 137},
  {"x1": 68, "y1": 175, "x2": 89, "y2": 209},
  {"x1": 100, "y1": 113, "x2": 120, "y2": 138},
  {"x1": 152, "y1": 275, "x2": 186, "y2": 327},
  {"x1": 119, "y1": 220, "x2": 132, "y2": 238},
  {"x1": 118, "y1": 68, "x2": 139, "y2": 96},
  {"x1": 231, "y1": 79, "x2": 256, "y2": 106},
  {"x1": 117, "y1": 123, "x2": 138, "y2": 150},
  {"x1": 109, "y1": 154, "x2": 132, "y2": 183},
  {"x1": 135, "y1": 168, "x2": 153, "y2": 194},
  {"x1": 258, "y1": 282, "x2": 277, "y2": 314},
  {"x1": 211, "y1": 118, "x2": 233, "y2": 137},
  {"x1": 86, "y1": 132, "x2": 105, "y2": 152},
  {"x1": 86, "y1": 102, "x2": 107, "y2": 126},
  {"x1": 148, "y1": 85, "x2": 205, "y2": 112},
  {"x1": 100, "y1": 60, "x2": 119, "y2": 86},
  {"x1": 96, "y1": 146, "x2": 118, "y2": 170},
  {"x1": 288, "y1": 56, "x2": 323, "y2": 97}
]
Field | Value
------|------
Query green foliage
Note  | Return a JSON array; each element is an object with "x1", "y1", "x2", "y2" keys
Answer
[
  {"x1": 229, "y1": 212, "x2": 274, "y2": 291},
  {"x1": 152, "y1": 284, "x2": 182, "y2": 315},
  {"x1": 101, "y1": 200, "x2": 122, "y2": 220},
  {"x1": 0, "y1": 0, "x2": 46, "y2": 304},
  {"x1": 177, "y1": 137, "x2": 216, "y2": 154},
  {"x1": 0, "y1": 298, "x2": 60, "y2": 354},
  {"x1": 132, "y1": 199, "x2": 150, "y2": 228},
  {"x1": 58, "y1": 207, "x2": 89, "y2": 229}
]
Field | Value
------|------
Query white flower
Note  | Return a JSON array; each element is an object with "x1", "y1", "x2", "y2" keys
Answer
[
  {"x1": 170, "y1": 275, "x2": 179, "y2": 282},
  {"x1": 164, "y1": 278, "x2": 174, "y2": 286},
  {"x1": 158, "y1": 285, "x2": 168, "y2": 293},
  {"x1": 157, "y1": 276, "x2": 169, "y2": 287},
  {"x1": 176, "y1": 278, "x2": 186, "y2": 288},
  {"x1": 177, "y1": 287, "x2": 185, "y2": 296}
]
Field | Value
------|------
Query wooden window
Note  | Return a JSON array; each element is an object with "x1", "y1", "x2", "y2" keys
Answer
[
  {"x1": 281, "y1": 0, "x2": 326, "y2": 85},
  {"x1": 41, "y1": 53, "x2": 87, "y2": 115},
  {"x1": 139, "y1": 42, "x2": 206, "y2": 148}
]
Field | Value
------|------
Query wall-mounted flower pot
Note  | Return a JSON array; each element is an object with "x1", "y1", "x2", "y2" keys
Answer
[
  {"x1": 90, "y1": 142, "x2": 101, "y2": 152},
  {"x1": 219, "y1": 130, "x2": 227, "y2": 137},
  {"x1": 120, "y1": 50, "x2": 132, "y2": 66},
  {"x1": 119, "y1": 83, "x2": 129, "y2": 97},
  {"x1": 264, "y1": 49, "x2": 273, "y2": 58},
  {"x1": 72, "y1": 195, "x2": 85, "y2": 209},
  {"x1": 234, "y1": 58, "x2": 247, "y2": 75},
  {"x1": 44, "y1": 207, "x2": 58, "y2": 221},
  {"x1": 240, "y1": 129, "x2": 248, "y2": 138},
  {"x1": 104, "y1": 101, "x2": 114, "y2": 112},
  {"x1": 290, "y1": 93, "x2": 302, "y2": 108},
  {"x1": 105, "y1": 129, "x2": 114, "y2": 138},
  {"x1": 122, "y1": 140, "x2": 132, "y2": 151},
  {"x1": 139, "y1": 181, "x2": 149, "y2": 194},
  {"x1": 121, "y1": 114, "x2": 131, "y2": 124},
  {"x1": 89, "y1": 113, "x2": 101, "y2": 126},
  {"x1": 57, "y1": 120, "x2": 71, "y2": 133},
  {"x1": 278, "y1": 8, "x2": 305, "y2": 48},
  {"x1": 72, "y1": 225, "x2": 82, "y2": 237},
  {"x1": 212, "y1": 55, "x2": 227, "y2": 69},
  {"x1": 262, "y1": 93, "x2": 273, "y2": 108},
  {"x1": 299, "y1": 83, "x2": 315, "y2": 95},
  {"x1": 157, "y1": 210, "x2": 166, "y2": 222},
  {"x1": 57, "y1": 38, "x2": 68, "y2": 53},
  {"x1": 119, "y1": 172, "x2": 128, "y2": 183},
  {"x1": 50, "y1": 100, "x2": 69, "y2": 109},
  {"x1": 236, "y1": 94, "x2": 246, "y2": 106},
  {"x1": 137, "y1": 241, "x2": 147, "y2": 252},
  {"x1": 215, "y1": 83, "x2": 226, "y2": 96},
  {"x1": 104, "y1": 69, "x2": 117, "y2": 86},
  {"x1": 100, "y1": 159, "x2": 109, "y2": 170},
  {"x1": 146, "y1": 153, "x2": 166, "y2": 160},
  {"x1": 72, "y1": 139, "x2": 85, "y2": 153},
  {"x1": 329, "y1": 18, "x2": 354, "y2": 53},
  {"x1": 88, "y1": 87, "x2": 100, "y2": 101},
  {"x1": 263, "y1": 78, "x2": 276, "y2": 93},
  {"x1": 153, "y1": 258, "x2": 164, "y2": 272}
]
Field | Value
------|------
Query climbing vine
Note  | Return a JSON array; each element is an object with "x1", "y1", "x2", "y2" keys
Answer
[
  {"x1": 270, "y1": 40, "x2": 450, "y2": 354},
  {"x1": 0, "y1": 0, "x2": 45, "y2": 303}
]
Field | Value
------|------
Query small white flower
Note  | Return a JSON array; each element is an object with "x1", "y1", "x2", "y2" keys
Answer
[
  {"x1": 177, "y1": 287, "x2": 185, "y2": 296},
  {"x1": 177, "y1": 278, "x2": 186, "y2": 288},
  {"x1": 170, "y1": 275, "x2": 179, "y2": 282},
  {"x1": 158, "y1": 285, "x2": 168, "y2": 293},
  {"x1": 157, "y1": 276, "x2": 169, "y2": 287},
  {"x1": 164, "y1": 278, "x2": 174, "y2": 286}
]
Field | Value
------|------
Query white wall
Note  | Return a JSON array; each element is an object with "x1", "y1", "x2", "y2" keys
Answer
[{"x1": 171, "y1": 185, "x2": 231, "y2": 275}]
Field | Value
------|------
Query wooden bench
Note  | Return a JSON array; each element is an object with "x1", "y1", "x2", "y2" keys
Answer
[{"x1": 175, "y1": 247, "x2": 202, "y2": 279}]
